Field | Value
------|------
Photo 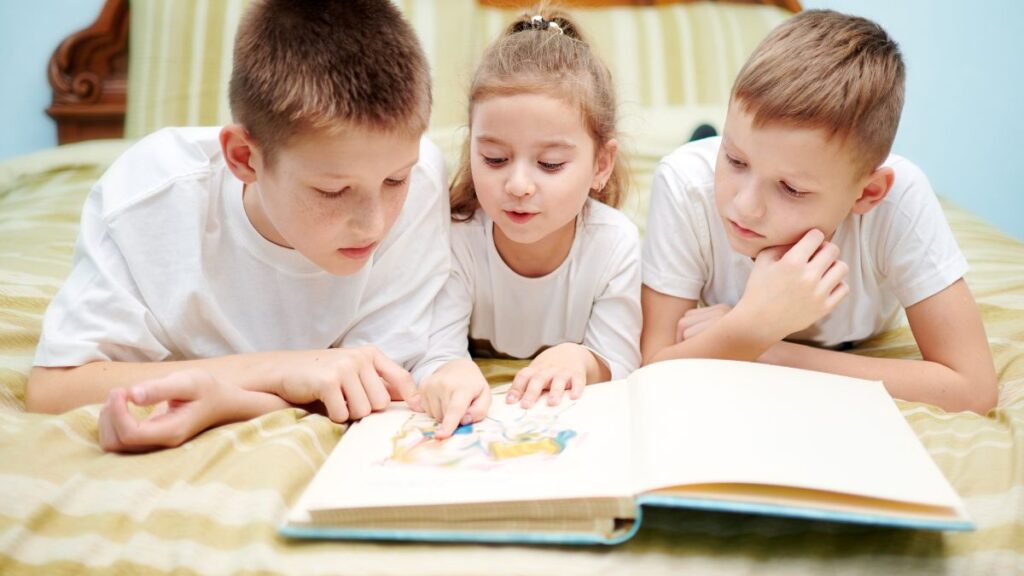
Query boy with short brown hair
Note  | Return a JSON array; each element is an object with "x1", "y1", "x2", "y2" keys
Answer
[
  {"x1": 642, "y1": 10, "x2": 997, "y2": 413},
  {"x1": 28, "y1": 0, "x2": 450, "y2": 451}
]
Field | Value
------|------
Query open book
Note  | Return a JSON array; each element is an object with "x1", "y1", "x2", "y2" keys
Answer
[{"x1": 281, "y1": 359, "x2": 973, "y2": 544}]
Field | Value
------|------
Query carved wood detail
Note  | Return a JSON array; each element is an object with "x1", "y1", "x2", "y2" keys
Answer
[
  {"x1": 46, "y1": 0, "x2": 129, "y2": 144},
  {"x1": 44, "y1": 0, "x2": 799, "y2": 145}
]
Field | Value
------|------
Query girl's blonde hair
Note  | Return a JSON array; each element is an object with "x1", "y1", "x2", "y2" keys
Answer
[{"x1": 449, "y1": 6, "x2": 627, "y2": 221}]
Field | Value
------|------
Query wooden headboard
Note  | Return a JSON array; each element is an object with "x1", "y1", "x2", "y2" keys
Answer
[
  {"x1": 46, "y1": 0, "x2": 800, "y2": 145},
  {"x1": 47, "y1": 0, "x2": 129, "y2": 145}
]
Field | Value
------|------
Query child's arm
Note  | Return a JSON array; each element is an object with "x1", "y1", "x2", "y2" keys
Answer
[
  {"x1": 759, "y1": 279, "x2": 998, "y2": 414},
  {"x1": 641, "y1": 286, "x2": 699, "y2": 365},
  {"x1": 28, "y1": 346, "x2": 420, "y2": 451},
  {"x1": 28, "y1": 347, "x2": 416, "y2": 414},
  {"x1": 97, "y1": 369, "x2": 290, "y2": 452},
  {"x1": 416, "y1": 359, "x2": 491, "y2": 440},
  {"x1": 642, "y1": 229, "x2": 848, "y2": 365}
]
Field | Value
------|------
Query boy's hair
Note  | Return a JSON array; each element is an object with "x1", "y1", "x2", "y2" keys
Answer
[
  {"x1": 229, "y1": 0, "x2": 431, "y2": 163},
  {"x1": 732, "y1": 9, "x2": 905, "y2": 175},
  {"x1": 450, "y1": 6, "x2": 627, "y2": 221}
]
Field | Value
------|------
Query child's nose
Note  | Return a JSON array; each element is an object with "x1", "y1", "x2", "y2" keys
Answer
[
  {"x1": 732, "y1": 182, "x2": 765, "y2": 220},
  {"x1": 351, "y1": 196, "x2": 386, "y2": 238},
  {"x1": 505, "y1": 163, "x2": 536, "y2": 198}
]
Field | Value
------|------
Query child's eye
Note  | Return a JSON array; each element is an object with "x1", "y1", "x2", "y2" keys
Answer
[
  {"x1": 779, "y1": 181, "x2": 808, "y2": 198},
  {"x1": 383, "y1": 177, "x2": 408, "y2": 187},
  {"x1": 538, "y1": 161, "x2": 565, "y2": 172},
  {"x1": 483, "y1": 156, "x2": 507, "y2": 167},
  {"x1": 315, "y1": 187, "x2": 346, "y2": 199},
  {"x1": 727, "y1": 155, "x2": 747, "y2": 169}
]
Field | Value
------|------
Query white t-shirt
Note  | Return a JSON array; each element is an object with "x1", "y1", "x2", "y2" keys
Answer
[
  {"x1": 643, "y1": 137, "x2": 968, "y2": 348},
  {"x1": 35, "y1": 127, "x2": 450, "y2": 372},
  {"x1": 415, "y1": 199, "x2": 642, "y2": 382}
]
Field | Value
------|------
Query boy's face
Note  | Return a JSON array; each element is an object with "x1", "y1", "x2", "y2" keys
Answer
[
  {"x1": 715, "y1": 101, "x2": 867, "y2": 258},
  {"x1": 245, "y1": 125, "x2": 420, "y2": 275},
  {"x1": 469, "y1": 93, "x2": 610, "y2": 248}
]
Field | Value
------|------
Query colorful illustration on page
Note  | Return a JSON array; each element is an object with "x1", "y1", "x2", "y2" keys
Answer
[{"x1": 384, "y1": 402, "x2": 580, "y2": 470}]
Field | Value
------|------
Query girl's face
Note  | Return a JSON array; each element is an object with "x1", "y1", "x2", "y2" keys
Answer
[{"x1": 469, "y1": 93, "x2": 615, "y2": 264}]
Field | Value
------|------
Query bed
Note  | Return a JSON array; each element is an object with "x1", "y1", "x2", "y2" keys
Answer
[{"x1": 1, "y1": 0, "x2": 1022, "y2": 574}]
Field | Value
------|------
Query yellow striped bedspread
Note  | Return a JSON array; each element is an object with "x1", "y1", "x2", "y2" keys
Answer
[{"x1": 0, "y1": 141, "x2": 1021, "y2": 575}]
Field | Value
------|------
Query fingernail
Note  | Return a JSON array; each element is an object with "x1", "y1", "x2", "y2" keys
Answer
[
  {"x1": 461, "y1": 415, "x2": 472, "y2": 425},
  {"x1": 129, "y1": 386, "x2": 144, "y2": 403},
  {"x1": 506, "y1": 393, "x2": 518, "y2": 403}
]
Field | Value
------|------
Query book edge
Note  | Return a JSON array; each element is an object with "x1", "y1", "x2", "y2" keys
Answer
[
  {"x1": 636, "y1": 493, "x2": 975, "y2": 532},
  {"x1": 278, "y1": 507, "x2": 644, "y2": 545}
]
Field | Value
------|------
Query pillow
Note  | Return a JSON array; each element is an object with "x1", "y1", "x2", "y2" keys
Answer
[
  {"x1": 618, "y1": 104, "x2": 728, "y2": 232},
  {"x1": 125, "y1": 0, "x2": 250, "y2": 138},
  {"x1": 423, "y1": 1, "x2": 791, "y2": 127},
  {"x1": 125, "y1": 0, "x2": 788, "y2": 142}
]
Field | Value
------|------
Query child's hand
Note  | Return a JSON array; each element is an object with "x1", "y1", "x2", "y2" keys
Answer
[
  {"x1": 98, "y1": 369, "x2": 240, "y2": 452},
  {"x1": 508, "y1": 343, "x2": 589, "y2": 408},
  {"x1": 676, "y1": 304, "x2": 732, "y2": 342},
  {"x1": 738, "y1": 229, "x2": 850, "y2": 341},
  {"x1": 271, "y1": 346, "x2": 418, "y2": 423},
  {"x1": 417, "y1": 359, "x2": 491, "y2": 440}
]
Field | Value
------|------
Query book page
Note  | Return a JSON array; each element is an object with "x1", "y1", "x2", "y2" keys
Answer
[
  {"x1": 627, "y1": 359, "x2": 963, "y2": 509},
  {"x1": 292, "y1": 380, "x2": 635, "y2": 521}
]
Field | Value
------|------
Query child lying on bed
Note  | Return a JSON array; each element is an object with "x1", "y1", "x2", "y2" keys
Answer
[
  {"x1": 26, "y1": 0, "x2": 446, "y2": 451},
  {"x1": 411, "y1": 9, "x2": 642, "y2": 439},
  {"x1": 641, "y1": 10, "x2": 997, "y2": 413}
]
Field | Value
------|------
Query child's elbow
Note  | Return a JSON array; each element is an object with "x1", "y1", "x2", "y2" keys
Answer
[
  {"x1": 25, "y1": 367, "x2": 64, "y2": 413},
  {"x1": 968, "y1": 380, "x2": 999, "y2": 415},
  {"x1": 958, "y1": 373, "x2": 999, "y2": 415},
  {"x1": 24, "y1": 386, "x2": 45, "y2": 414},
  {"x1": 640, "y1": 342, "x2": 671, "y2": 366},
  {"x1": 24, "y1": 377, "x2": 48, "y2": 413},
  {"x1": 640, "y1": 350, "x2": 666, "y2": 367}
]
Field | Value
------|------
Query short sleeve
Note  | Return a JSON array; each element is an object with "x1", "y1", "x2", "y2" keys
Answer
[
  {"x1": 872, "y1": 160, "x2": 969, "y2": 307},
  {"x1": 582, "y1": 226, "x2": 642, "y2": 380},
  {"x1": 34, "y1": 185, "x2": 175, "y2": 366},
  {"x1": 641, "y1": 160, "x2": 712, "y2": 300},
  {"x1": 410, "y1": 237, "x2": 475, "y2": 384}
]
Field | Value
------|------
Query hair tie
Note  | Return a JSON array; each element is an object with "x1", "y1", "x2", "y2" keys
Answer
[{"x1": 530, "y1": 14, "x2": 563, "y2": 34}]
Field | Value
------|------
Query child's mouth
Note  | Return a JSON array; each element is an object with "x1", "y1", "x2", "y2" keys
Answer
[
  {"x1": 338, "y1": 242, "x2": 377, "y2": 260},
  {"x1": 505, "y1": 210, "x2": 538, "y2": 224},
  {"x1": 729, "y1": 219, "x2": 764, "y2": 238}
]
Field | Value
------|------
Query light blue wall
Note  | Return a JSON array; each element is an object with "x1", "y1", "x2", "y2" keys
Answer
[
  {"x1": 0, "y1": 0, "x2": 105, "y2": 160},
  {"x1": 802, "y1": 0, "x2": 1024, "y2": 240},
  {"x1": 2, "y1": 1, "x2": 1022, "y2": 239}
]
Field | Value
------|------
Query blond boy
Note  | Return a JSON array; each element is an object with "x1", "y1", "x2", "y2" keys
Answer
[
  {"x1": 27, "y1": 0, "x2": 450, "y2": 450},
  {"x1": 641, "y1": 10, "x2": 997, "y2": 413}
]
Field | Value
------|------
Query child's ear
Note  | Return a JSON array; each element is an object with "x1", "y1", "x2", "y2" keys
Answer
[
  {"x1": 851, "y1": 166, "x2": 895, "y2": 215},
  {"x1": 220, "y1": 124, "x2": 261, "y2": 184},
  {"x1": 592, "y1": 138, "x2": 619, "y2": 191}
]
